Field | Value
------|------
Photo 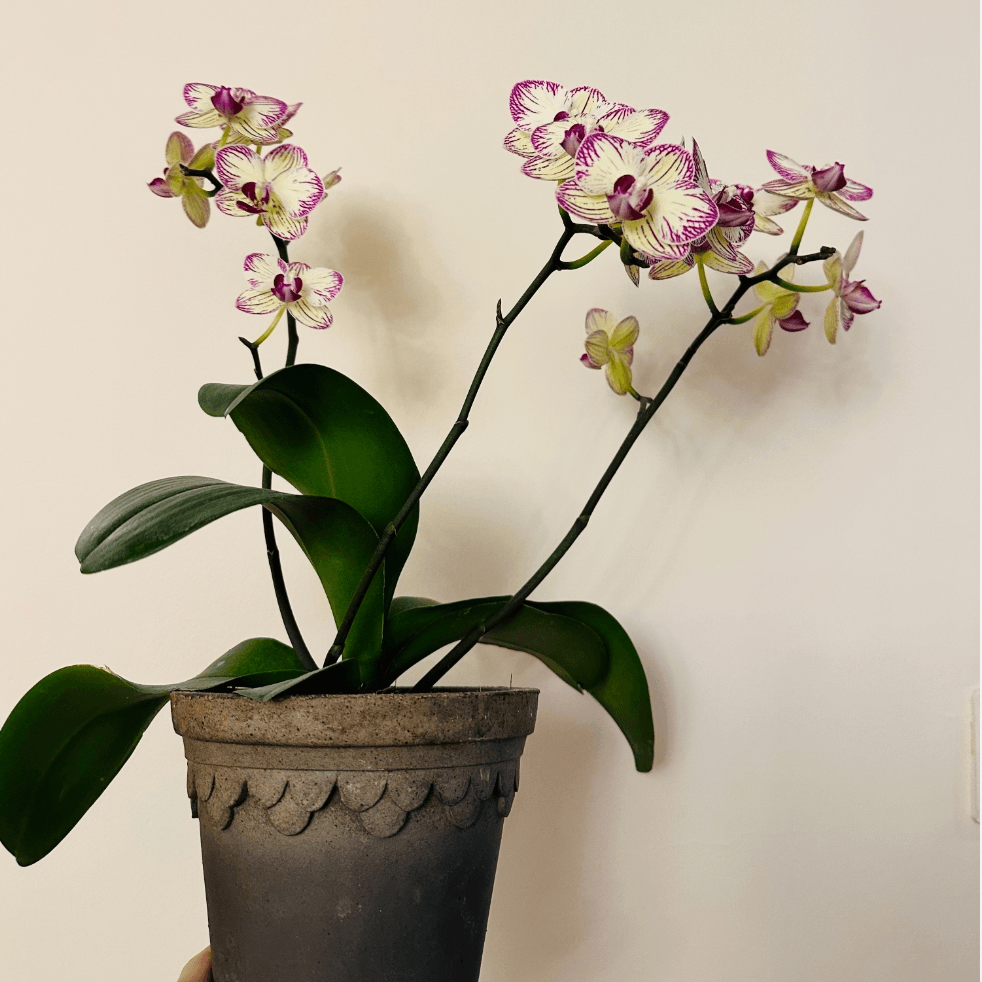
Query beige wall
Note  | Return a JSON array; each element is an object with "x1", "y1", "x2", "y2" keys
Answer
[{"x1": 0, "y1": 1, "x2": 978, "y2": 979}]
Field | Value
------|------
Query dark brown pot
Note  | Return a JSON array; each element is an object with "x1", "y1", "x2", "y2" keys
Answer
[{"x1": 170, "y1": 687, "x2": 538, "y2": 982}]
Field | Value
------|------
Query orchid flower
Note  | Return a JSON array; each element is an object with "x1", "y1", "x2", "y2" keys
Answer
[
  {"x1": 580, "y1": 308, "x2": 640, "y2": 395},
  {"x1": 504, "y1": 80, "x2": 669, "y2": 183},
  {"x1": 557, "y1": 134, "x2": 718, "y2": 262},
  {"x1": 822, "y1": 232, "x2": 882, "y2": 343},
  {"x1": 761, "y1": 151, "x2": 873, "y2": 220},
  {"x1": 750, "y1": 263, "x2": 809, "y2": 356},
  {"x1": 648, "y1": 139, "x2": 754, "y2": 279},
  {"x1": 148, "y1": 132, "x2": 215, "y2": 228},
  {"x1": 177, "y1": 84, "x2": 289, "y2": 145},
  {"x1": 751, "y1": 189, "x2": 799, "y2": 235},
  {"x1": 215, "y1": 145, "x2": 324, "y2": 241},
  {"x1": 237, "y1": 253, "x2": 343, "y2": 343}
]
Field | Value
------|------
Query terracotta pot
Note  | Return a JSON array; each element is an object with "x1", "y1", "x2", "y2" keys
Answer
[{"x1": 170, "y1": 687, "x2": 538, "y2": 982}]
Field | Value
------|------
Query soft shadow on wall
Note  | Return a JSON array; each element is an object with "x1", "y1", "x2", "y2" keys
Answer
[{"x1": 303, "y1": 192, "x2": 456, "y2": 423}]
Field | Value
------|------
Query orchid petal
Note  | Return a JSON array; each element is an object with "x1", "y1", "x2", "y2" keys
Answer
[
  {"x1": 148, "y1": 177, "x2": 174, "y2": 198},
  {"x1": 243, "y1": 253, "x2": 284, "y2": 286},
  {"x1": 753, "y1": 310, "x2": 774, "y2": 356},
  {"x1": 817, "y1": 192, "x2": 868, "y2": 221},
  {"x1": 777, "y1": 310, "x2": 809, "y2": 332},
  {"x1": 702, "y1": 246, "x2": 753, "y2": 275},
  {"x1": 766, "y1": 151, "x2": 810, "y2": 181},
  {"x1": 622, "y1": 220, "x2": 693, "y2": 262},
  {"x1": 841, "y1": 306, "x2": 856, "y2": 332},
  {"x1": 302, "y1": 267, "x2": 344, "y2": 303},
  {"x1": 166, "y1": 132, "x2": 194, "y2": 166},
  {"x1": 647, "y1": 258, "x2": 694, "y2": 280},
  {"x1": 215, "y1": 145, "x2": 264, "y2": 189},
  {"x1": 522, "y1": 154, "x2": 576, "y2": 182},
  {"x1": 824, "y1": 298, "x2": 840, "y2": 344},
  {"x1": 188, "y1": 142, "x2": 216, "y2": 171},
  {"x1": 182, "y1": 186, "x2": 210, "y2": 228},
  {"x1": 838, "y1": 179, "x2": 873, "y2": 202},
  {"x1": 602, "y1": 107, "x2": 669, "y2": 146},
  {"x1": 574, "y1": 133, "x2": 642, "y2": 194},
  {"x1": 624, "y1": 264, "x2": 641, "y2": 286},
  {"x1": 760, "y1": 178, "x2": 814, "y2": 199},
  {"x1": 752, "y1": 213, "x2": 784, "y2": 235},
  {"x1": 290, "y1": 298, "x2": 334, "y2": 329},
  {"x1": 770, "y1": 289, "x2": 800, "y2": 321},
  {"x1": 263, "y1": 210, "x2": 308, "y2": 241},
  {"x1": 566, "y1": 86, "x2": 607, "y2": 115},
  {"x1": 236, "y1": 96, "x2": 289, "y2": 132},
  {"x1": 605, "y1": 351, "x2": 633, "y2": 395},
  {"x1": 690, "y1": 138, "x2": 711, "y2": 194},
  {"x1": 585, "y1": 308, "x2": 618, "y2": 337},
  {"x1": 841, "y1": 281, "x2": 881, "y2": 314},
  {"x1": 183, "y1": 83, "x2": 218, "y2": 109},
  {"x1": 583, "y1": 330, "x2": 610, "y2": 367},
  {"x1": 214, "y1": 188, "x2": 248, "y2": 218},
  {"x1": 644, "y1": 184, "x2": 719, "y2": 246},
  {"x1": 639, "y1": 144, "x2": 695, "y2": 188},
  {"x1": 609, "y1": 316, "x2": 639, "y2": 351},
  {"x1": 509, "y1": 80, "x2": 565, "y2": 127},
  {"x1": 504, "y1": 127, "x2": 535, "y2": 158},
  {"x1": 269, "y1": 168, "x2": 324, "y2": 217},
  {"x1": 236, "y1": 289, "x2": 282, "y2": 315},
  {"x1": 556, "y1": 183, "x2": 616, "y2": 224},
  {"x1": 842, "y1": 231, "x2": 863, "y2": 275},
  {"x1": 754, "y1": 190, "x2": 799, "y2": 217},
  {"x1": 264, "y1": 144, "x2": 310, "y2": 179},
  {"x1": 176, "y1": 108, "x2": 223, "y2": 129},
  {"x1": 823, "y1": 253, "x2": 843, "y2": 293}
]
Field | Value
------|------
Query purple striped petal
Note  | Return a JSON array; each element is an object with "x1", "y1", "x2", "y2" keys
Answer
[
  {"x1": 556, "y1": 182, "x2": 616, "y2": 224},
  {"x1": 244, "y1": 253, "x2": 285, "y2": 286},
  {"x1": 841, "y1": 280, "x2": 881, "y2": 314},
  {"x1": 818, "y1": 193, "x2": 868, "y2": 221},
  {"x1": 215, "y1": 145, "x2": 263, "y2": 189},
  {"x1": 566, "y1": 86, "x2": 607, "y2": 115},
  {"x1": 263, "y1": 210, "x2": 308, "y2": 241},
  {"x1": 622, "y1": 218, "x2": 693, "y2": 262},
  {"x1": 839, "y1": 178, "x2": 873, "y2": 202},
  {"x1": 504, "y1": 126, "x2": 535, "y2": 157},
  {"x1": 290, "y1": 298, "x2": 333, "y2": 329},
  {"x1": 509, "y1": 80, "x2": 564, "y2": 127},
  {"x1": 766, "y1": 151, "x2": 810, "y2": 181},
  {"x1": 264, "y1": 144, "x2": 310, "y2": 178},
  {"x1": 647, "y1": 257, "x2": 694, "y2": 280},
  {"x1": 574, "y1": 133, "x2": 642, "y2": 194},
  {"x1": 601, "y1": 107, "x2": 669, "y2": 146},
  {"x1": 760, "y1": 178, "x2": 814, "y2": 199},
  {"x1": 236, "y1": 289, "x2": 281, "y2": 315},
  {"x1": 522, "y1": 153, "x2": 576, "y2": 182}
]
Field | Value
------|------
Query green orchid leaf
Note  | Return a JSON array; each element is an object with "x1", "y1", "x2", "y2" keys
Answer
[
  {"x1": 0, "y1": 638, "x2": 305, "y2": 866},
  {"x1": 529, "y1": 602, "x2": 654, "y2": 772},
  {"x1": 199, "y1": 364, "x2": 420, "y2": 609},
  {"x1": 235, "y1": 659, "x2": 362, "y2": 701},
  {"x1": 75, "y1": 478, "x2": 384, "y2": 671},
  {"x1": 385, "y1": 597, "x2": 654, "y2": 772},
  {"x1": 382, "y1": 598, "x2": 608, "y2": 692}
]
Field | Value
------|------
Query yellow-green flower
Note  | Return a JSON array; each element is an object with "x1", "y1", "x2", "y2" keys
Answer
[
  {"x1": 750, "y1": 263, "x2": 808, "y2": 356},
  {"x1": 581, "y1": 308, "x2": 639, "y2": 395},
  {"x1": 147, "y1": 132, "x2": 215, "y2": 229}
]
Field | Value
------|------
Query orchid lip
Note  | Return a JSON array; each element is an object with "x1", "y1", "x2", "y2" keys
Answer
[
  {"x1": 811, "y1": 162, "x2": 847, "y2": 193},
  {"x1": 212, "y1": 86, "x2": 245, "y2": 118},
  {"x1": 272, "y1": 273, "x2": 303, "y2": 304},
  {"x1": 607, "y1": 174, "x2": 652, "y2": 222}
]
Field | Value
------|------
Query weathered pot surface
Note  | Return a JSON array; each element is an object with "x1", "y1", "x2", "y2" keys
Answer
[{"x1": 171, "y1": 687, "x2": 538, "y2": 982}]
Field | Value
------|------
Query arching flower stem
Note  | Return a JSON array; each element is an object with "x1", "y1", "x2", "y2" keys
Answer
[
  {"x1": 727, "y1": 306, "x2": 765, "y2": 325},
  {"x1": 772, "y1": 277, "x2": 832, "y2": 293},
  {"x1": 412, "y1": 247, "x2": 836, "y2": 691},
  {"x1": 697, "y1": 254, "x2": 719, "y2": 316},
  {"x1": 789, "y1": 198, "x2": 814, "y2": 255}
]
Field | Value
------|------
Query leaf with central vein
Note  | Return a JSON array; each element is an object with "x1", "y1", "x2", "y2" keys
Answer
[
  {"x1": 199, "y1": 364, "x2": 420, "y2": 610},
  {"x1": 0, "y1": 638, "x2": 304, "y2": 866},
  {"x1": 75, "y1": 477, "x2": 384, "y2": 670}
]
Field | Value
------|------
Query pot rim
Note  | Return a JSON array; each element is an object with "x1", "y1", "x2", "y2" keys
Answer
[{"x1": 171, "y1": 686, "x2": 539, "y2": 747}]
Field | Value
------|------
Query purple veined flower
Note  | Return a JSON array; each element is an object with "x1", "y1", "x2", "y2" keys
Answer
[
  {"x1": 177, "y1": 84, "x2": 289, "y2": 145},
  {"x1": 822, "y1": 232, "x2": 881, "y2": 343},
  {"x1": 648, "y1": 139, "x2": 753, "y2": 279},
  {"x1": 761, "y1": 151, "x2": 873, "y2": 220},
  {"x1": 504, "y1": 80, "x2": 608, "y2": 160},
  {"x1": 148, "y1": 132, "x2": 215, "y2": 228},
  {"x1": 557, "y1": 134, "x2": 718, "y2": 262},
  {"x1": 580, "y1": 308, "x2": 640, "y2": 396},
  {"x1": 237, "y1": 253, "x2": 344, "y2": 342},
  {"x1": 750, "y1": 263, "x2": 809, "y2": 356},
  {"x1": 214, "y1": 145, "x2": 324, "y2": 241},
  {"x1": 751, "y1": 189, "x2": 799, "y2": 235}
]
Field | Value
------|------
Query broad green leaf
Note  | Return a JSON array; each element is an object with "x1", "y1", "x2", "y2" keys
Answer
[
  {"x1": 75, "y1": 477, "x2": 384, "y2": 670},
  {"x1": 236, "y1": 659, "x2": 362, "y2": 700},
  {"x1": 530, "y1": 602, "x2": 654, "y2": 772},
  {"x1": 0, "y1": 638, "x2": 304, "y2": 865},
  {"x1": 384, "y1": 597, "x2": 654, "y2": 772},
  {"x1": 382, "y1": 599, "x2": 608, "y2": 692},
  {"x1": 199, "y1": 364, "x2": 420, "y2": 609}
]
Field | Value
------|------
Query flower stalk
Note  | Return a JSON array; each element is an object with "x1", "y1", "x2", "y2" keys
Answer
[{"x1": 412, "y1": 247, "x2": 835, "y2": 690}]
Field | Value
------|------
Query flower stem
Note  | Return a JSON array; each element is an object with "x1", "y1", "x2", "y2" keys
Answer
[
  {"x1": 411, "y1": 247, "x2": 835, "y2": 691},
  {"x1": 249, "y1": 233, "x2": 315, "y2": 669},
  {"x1": 559, "y1": 239, "x2": 613, "y2": 270},
  {"x1": 180, "y1": 166, "x2": 222, "y2": 193},
  {"x1": 697, "y1": 254, "x2": 719, "y2": 316},
  {"x1": 726, "y1": 306, "x2": 764, "y2": 325},
  {"x1": 251, "y1": 307, "x2": 286, "y2": 346},
  {"x1": 772, "y1": 276, "x2": 830, "y2": 293},
  {"x1": 789, "y1": 198, "x2": 814, "y2": 255},
  {"x1": 324, "y1": 220, "x2": 599, "y2": 667}
]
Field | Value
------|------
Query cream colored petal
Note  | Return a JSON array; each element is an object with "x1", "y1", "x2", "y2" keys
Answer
[
  {"x1": 585, "y1": 308, "x2": 617, "y2": 337},
  {"x1": 608, "y1": 316, "x2": 639, "y2": 352},
  {"x1": 604, "y1": 350, "x2": 633, "y2": 394},
  {"x1": 824, "y1": 298, "x2": 840, "y2": 344},
  {"x1": 753, "y1": 310, "x2": 774, "y2": 356},
  {"x1": 583, "y1": 329, "x2": 610, "y2": 367}
]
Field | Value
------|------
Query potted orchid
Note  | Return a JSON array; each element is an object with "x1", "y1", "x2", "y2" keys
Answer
[{"x1": 0, "y1": 80, "x2": 879, "y2": 982}]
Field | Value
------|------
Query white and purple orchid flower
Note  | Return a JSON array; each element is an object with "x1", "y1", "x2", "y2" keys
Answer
[
  {"x1": 581, "y1": 308, "x2": 640, "y2": 396},
  {"x1": 504, "y1": 80, "x2": 669, "y2": 183},
  {"x1": 751, "y1": 189, "x2": 799, "y2": 235},
  {"x1": 237, "y1": 253, "x2": 344, "y2": 342},
  {"x1": 177, "y1": 84, "x2": 291, "y2": 145},
  {"x1": 214, "y1": 145, "x2": 324, "y2": 241},
  {"x1": 648, "y1": 139, "x2": 755, "y2": 280},
  {"x1": 822, "y1": 232, "x2": 881, "y2": 343},
  {"x1": 557, "y1": 134, "x2": 717, "y2": 262},
  {"x1": 148, "y1": 132, "x2": 215, "y2": 229},
  {"x1": 761, "y1": 152, "x2": 873, "y2": 221},
  {"x1": 750, "y1": 264, "x2": 809, "y2": 356}
]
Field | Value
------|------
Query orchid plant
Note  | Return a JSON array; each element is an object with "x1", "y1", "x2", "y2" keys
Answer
[{"x1": 0, "y1": 79, "x2": 880, "y2": 868}]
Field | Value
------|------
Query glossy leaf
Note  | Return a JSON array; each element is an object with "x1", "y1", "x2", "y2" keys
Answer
[
  {"x1": 75, "y1": 477, "x2": 384, "y2": 669},
  {"x1": 199, "y1": 364, "x2": 420, "y2": 609},
  {"x1": 382, "y1": 598, "x2": 609, "y2": 691},
  {"x1": 235, "y1": 659, "x2": 362, "y2": 700},
  {"x1": 385, "y1": 597, "x2": 654, "y2": 771},
  {"x1": 0, "y1": 638, "x2": 304, "y2": 865}
]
